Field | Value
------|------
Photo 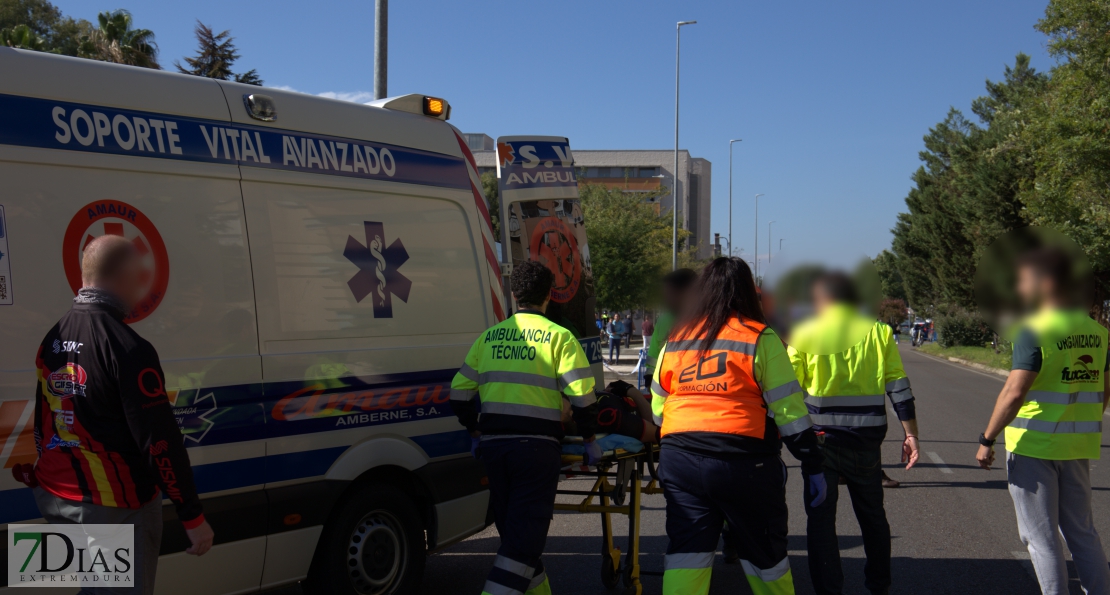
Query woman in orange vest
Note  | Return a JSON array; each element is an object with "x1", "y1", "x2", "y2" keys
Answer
[{"x1": 651, "y1": 257, "x2": 825, "y2": 595}]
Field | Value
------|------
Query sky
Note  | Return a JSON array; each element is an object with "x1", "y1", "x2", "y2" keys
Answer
[{"x1": 52, "y1": 0, "x2": 1056, "y2": 266}]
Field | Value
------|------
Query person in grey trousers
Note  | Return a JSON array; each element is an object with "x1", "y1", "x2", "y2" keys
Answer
[{"x1": 974, "y1": 247, "x2": 1110, "y2": 595}]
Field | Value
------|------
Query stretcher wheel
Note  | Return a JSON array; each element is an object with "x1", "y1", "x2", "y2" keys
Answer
[
  {"x1": 601, "y1": 555, "x2": 621, "y2": 589},
  {"x1": 622, "y1": 560, "x2": 634, "y2": 588},
  {"x1": 623, "y1": 583, "x2": 642, "y2": 595}
]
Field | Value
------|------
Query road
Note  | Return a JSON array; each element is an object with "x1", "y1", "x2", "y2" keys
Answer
[{"x1": 273, "y1": 345, "x2": 1110, "y2": 594}]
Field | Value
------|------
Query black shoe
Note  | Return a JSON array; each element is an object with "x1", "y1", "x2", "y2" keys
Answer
[{"x1": 882, "y1": 471, "x2": 900, "y2": 489}]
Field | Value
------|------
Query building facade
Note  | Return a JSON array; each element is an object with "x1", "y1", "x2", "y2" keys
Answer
[{"x1": 463, "y1": 134, "x2": 713, "y2": 260}]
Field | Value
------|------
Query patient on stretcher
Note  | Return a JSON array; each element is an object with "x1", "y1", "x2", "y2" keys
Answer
[{"x1": 562, "y1": 380, "x2": 660, "y2": 444}]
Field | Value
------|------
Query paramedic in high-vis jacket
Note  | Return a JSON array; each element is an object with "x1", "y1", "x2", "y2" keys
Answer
[
  {"x1": 13, "y1": 235, "x2": 213, "y2": 595},
  {"x1": 450, "y1": 260, "x2": 602, "y2": 595}
]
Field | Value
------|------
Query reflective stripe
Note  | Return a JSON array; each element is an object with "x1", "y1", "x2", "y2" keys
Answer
[
  {"x1": 804, "y1": 394, "x2": 886, "y2": 407},
  {"x1": 652, "y1": 380, "x2": 669, "y2": 398},
  {"x1": 558, "y1": 367, "x2": 594, "y2": 391},
  {"x1": 888, "y1": 389, "x2": 915, "y2": 404},
  {"x1": 653, "y1": 414, "x2": 664, "y2": 426},
  {"x1": 493, "y1": 555, "x2": 534, "y2": 579},
  {"x1": 763, "y1": 380, "x2": 801, "y2": 404},
  {"x1": 526, "y1": 572, "x2": 548, "y2": 592},
  {"x1": 1009, "y1": 418, "x2": 1102, "y2": 434},
  {"x1": 885, "y1": 377, "x2": 911, "y2": 392},
  {"x1": 450, "y1": 388, "x2": 477, "y2": 402},
  {"x1": 666, "y1": 338, "x2": 757, "y2": 355},
  {"x1": 664, "y1": 551, "x2": 715, "y2": 570},
  {"x1": 739, "y1": 556, "x2": 791, "y2": 582},
  {"x1": 478, "y1": 371, "x2": 558, "y2": 391},
  {"x1": 481, "y1": 401, "x2": 563, "y2": 421},
  {"x1": 481, "y1": 581, "x2": 523, "y2": 595},
  {"x1": 458, "y1": 363, "x2": 479, "y2": 382},
  {"x1": 777, "y1": 415, "x2": 813, "y2": 436},
  {"x1": 810, "y1": 413, "x2": 887, "y2": 427},
  {"x1": 1024, "y1": 390, "x2": 1104, "y2": 405},
  {"x1": 567, "y1": 393, "x2": 597, "y2": 408}
]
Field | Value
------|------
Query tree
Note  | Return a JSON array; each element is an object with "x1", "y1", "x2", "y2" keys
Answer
[
  {"x1": 0, "y1": 0, "x2": 90, "y2": 55},
  {"x1": 873, "y1": 250, "x2": 906, "y2": 301},
  {"x1": 78, "y1": 9, "x2": 159, "y2": 69},
  {"x1": 480, "y1": 171, "x2": 501, "y2": 240},
  {"x1": 579, "y1": 184, "x2": 692, "y2": 311},
  {"x1": 878, "y1": 298, "x2": 908, "y2": 327},
  {"x1": 2, "y1": 23, "x2": 50, "y2": 50},
  {"x1": 176, "y1": 21, "x2": 263, "y2": 85}
]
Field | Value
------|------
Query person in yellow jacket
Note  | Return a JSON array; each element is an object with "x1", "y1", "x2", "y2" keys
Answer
[
  {"x1": 787, "y1": 272, "x2": 920, "y2": 595},
  {"x1": 651, "y1": 257, "x2": 825, "y2": 595},
  {"x1": 450, "y1": 260, "x2": 602, "y2": 595},
  {"x1": 975, "y1": 248, "x2": 1110, "y2": 595}
]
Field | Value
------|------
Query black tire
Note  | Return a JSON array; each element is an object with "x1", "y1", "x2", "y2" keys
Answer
[
  {"x1": 601, "y1": 553, "x2": 620, "y2": 590},
  {"x1": 306, "y1": 484, "x2": 426, "y2": 595}
]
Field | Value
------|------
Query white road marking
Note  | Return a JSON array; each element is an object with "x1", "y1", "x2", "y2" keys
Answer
[
  {"x1": 1011, "y1": 551, "x2": 1038, "y2": 581},
  {"x1": 926, "y1": 451, "x2": 953, "y2": 474}
]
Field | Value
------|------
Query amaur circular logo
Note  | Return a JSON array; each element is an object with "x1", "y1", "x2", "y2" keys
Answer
[
  {"x1": 62, "y1": 200, "x2": 169, "y2": 323},
  {"x1": 529, "y1": 217, "x2": 582, "y2": 304}
]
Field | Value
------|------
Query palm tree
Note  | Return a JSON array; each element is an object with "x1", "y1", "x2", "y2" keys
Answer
[
  {"x1": 78, "y1": 9, "x2": 159, "y2": 69},
  {"x1": 2, "y1": 24, "x2": 55, "y2": 53}
]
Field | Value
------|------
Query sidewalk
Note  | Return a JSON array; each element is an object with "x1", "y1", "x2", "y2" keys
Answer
[{"x1": 600, "y1": 340, "x2": 648, "y2": 385}]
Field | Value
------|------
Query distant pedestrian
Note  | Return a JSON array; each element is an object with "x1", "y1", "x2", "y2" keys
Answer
[
  {"x1": 623, "y1": 314, "x2": 633, "y2": 348},
  {"x1": 642, "y1": 315, "x2": 655, "y2": 350},
  {"x1": 975, "y1": 247, "x2": 1110, "y2": 595},
  {"x1": 891, "y1": 323, "x2": 901, "y2": 345},
  {"x1": 595, "y1": 313, "x2": 603, "y2": 335},
  {"x1": 607, "y1": 313, "x2": 624, "y2": 363}
]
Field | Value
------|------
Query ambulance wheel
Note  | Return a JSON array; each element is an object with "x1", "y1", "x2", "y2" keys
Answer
[
  {"x1": 308, "y1": 484, "x2": 426, "y2": 595},
  {"x1": 601, "y1": 554, "x2": 620, "y2": 589}
]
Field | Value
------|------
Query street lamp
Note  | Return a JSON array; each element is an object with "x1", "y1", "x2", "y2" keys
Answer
[
  {"x1": 753, "y1": 193, "x2": 764, "y2": 278},
  {"x1": 672, "y1": 19, "x2": 697, "y2": 271},
  {"x1": 728, "y1": 139, "x2": 742, "y2": 256},
  {"x1": 767, "y1": 220, "x2": 776, "y2": 264},
  {"x1": 716, "y1": 233, "x2": 731, "y2": 257}
]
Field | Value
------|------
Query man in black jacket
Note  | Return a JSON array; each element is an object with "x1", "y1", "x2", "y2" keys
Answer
[{"x1": 21, "y1": 235, "x2": 213, "y2": 594}]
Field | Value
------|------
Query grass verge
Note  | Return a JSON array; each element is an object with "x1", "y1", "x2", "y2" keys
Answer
[{"x1": 917, "y1": 342, "x2": 1012, "y2": 371}]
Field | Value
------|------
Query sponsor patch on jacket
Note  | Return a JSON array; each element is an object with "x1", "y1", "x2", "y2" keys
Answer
[{"x1": 47, "y1": 363, "x2": 88, "y2": 398}]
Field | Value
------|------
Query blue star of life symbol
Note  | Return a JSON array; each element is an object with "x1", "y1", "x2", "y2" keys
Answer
[{"x1": 344, "y1": 221, "x2": 411, "y2": 318}]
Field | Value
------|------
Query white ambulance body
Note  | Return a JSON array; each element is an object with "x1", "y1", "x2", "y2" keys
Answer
[{"x1": 0, "y1": 47, "x2": 505, "y2": 594}]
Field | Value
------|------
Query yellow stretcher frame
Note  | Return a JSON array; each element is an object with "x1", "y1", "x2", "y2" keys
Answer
[{"x1": 556, "y1": 445, "x2": 664, "y2": 595}]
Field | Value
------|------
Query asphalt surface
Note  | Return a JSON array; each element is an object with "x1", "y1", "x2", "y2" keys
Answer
[{"x1": 272, "y1": 344, "x2": 1110, "y2": 594}]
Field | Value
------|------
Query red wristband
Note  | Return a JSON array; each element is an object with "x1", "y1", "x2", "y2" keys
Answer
[{"x1": 181, "y1": 513, "x2": 206, "y2": 530}]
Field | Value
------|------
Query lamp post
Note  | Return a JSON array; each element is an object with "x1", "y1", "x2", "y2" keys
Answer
[
  {"x1": 672, "y1": 20, "x2": 697, "y2": 271},
  {"x1": 753, "y1": 193, "x2": 764, "y2": 278},
  {"x1": 767, "y1": 220, "x2": 776, "y2": 264},
  {"x1": 729, "y1": 139, "x2": 742, "y2": 256},
  {"x1": 717, "y1": 233, "x2": 730, "y2": 257}
]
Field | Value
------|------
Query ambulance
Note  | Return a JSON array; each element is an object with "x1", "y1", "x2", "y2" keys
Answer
[{"x1": 0, "y1": 47, "x2": 508, "y2": 594}]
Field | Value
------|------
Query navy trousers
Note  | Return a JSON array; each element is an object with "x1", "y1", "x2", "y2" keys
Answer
[{"x1": 479, "y1": 437, "x2": 562, "y2": 594}]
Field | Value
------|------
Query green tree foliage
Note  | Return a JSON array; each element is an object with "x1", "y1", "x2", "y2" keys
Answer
[
  {"x1": 176, "y1": 21, "x2": 263, "y2": 85},
  {"x1": 480, "y1": 171, "x2": 501, "y2": 240},
  {"x1": 0, "y1": 0, "x2": 89, "y2": 55},
  {"x1": 78, "y1": 9, "x2": 159, "y2": 69},
  {"x1": 873, "y1": 250, "x2": 906, "y2": 301},
  {"x1": 579, "y1": 183, "x2": 692, "y2": 311},
  {"x1": 2, "y1": 23, "x2": 51, "y2": 50},
  {"x1": 890, "y1": 54, "x2": 1047, "y2": 313}
]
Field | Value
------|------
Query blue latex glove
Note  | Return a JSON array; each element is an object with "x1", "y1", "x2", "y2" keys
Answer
[
  {"x1": 584, "y1": 439, "x2": 604, "y2": 466},
  {"x1": 804, "y1": 472, "x2": 828, "y2": 508},
  {"x1": 470, "y1": 437, "x2": 481, "y2": 458}
]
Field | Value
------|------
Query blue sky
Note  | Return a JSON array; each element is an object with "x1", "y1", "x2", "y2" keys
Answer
[{"x1": 53, "y1": 0, "x2": 1055, "y2": 266}]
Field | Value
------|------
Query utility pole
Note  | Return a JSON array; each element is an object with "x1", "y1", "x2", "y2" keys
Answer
[
  {"x1": 672, "y1": 20, "x2": 697, "y2": 271},
  {"x1": 374, "y1": 0, "x2": 388, "y2": 100},
  {"x1": 753, "y1": 193, "x2": 764, "y2": 278},
  {"x1": 768, "y1": 221, "x2": 776, "y2": 264},
  {"x1": 728, "y1": 139, "x2": 742, "y2": 257}
]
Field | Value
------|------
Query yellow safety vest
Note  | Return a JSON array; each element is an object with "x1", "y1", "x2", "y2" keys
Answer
[
  {"x1": 1006, "y1": 308, "x2": 1107, "y2": 460},
  {"x1": 450, "y1": 311, "x2": 596, "y2": 437}
]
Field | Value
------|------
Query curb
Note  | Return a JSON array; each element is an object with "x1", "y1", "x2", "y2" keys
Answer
[{"x1": 916, "y1": 350, "x2": 1009, "y2": 377}]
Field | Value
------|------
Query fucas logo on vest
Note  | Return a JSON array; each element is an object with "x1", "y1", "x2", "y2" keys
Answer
[{"x1": 1061, "y1": 354, "x2": 1101, "y2": 384}]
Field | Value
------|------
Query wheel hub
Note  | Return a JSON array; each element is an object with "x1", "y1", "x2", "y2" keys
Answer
[{"x1": 346, "y1": 511, "x2": 405, "y2": 595}]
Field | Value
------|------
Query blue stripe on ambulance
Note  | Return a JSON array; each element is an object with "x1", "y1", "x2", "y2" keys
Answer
[{"x1": 0, "y1": 93, "x2": 470, "y2": 190}]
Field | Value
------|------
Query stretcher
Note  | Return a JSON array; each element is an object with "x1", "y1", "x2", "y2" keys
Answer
[{"x1": 558, "y1": 438, "x2": 664, "y2": 595}]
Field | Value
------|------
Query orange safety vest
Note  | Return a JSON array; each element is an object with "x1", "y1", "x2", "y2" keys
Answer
[{"x1": 658, "y1": 317, "x2": 768, "y2": 439}]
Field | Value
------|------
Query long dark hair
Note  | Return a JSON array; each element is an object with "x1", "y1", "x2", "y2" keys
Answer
[{"x1": 671, "y1": 257, "x2": 766, "y2": 353}]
